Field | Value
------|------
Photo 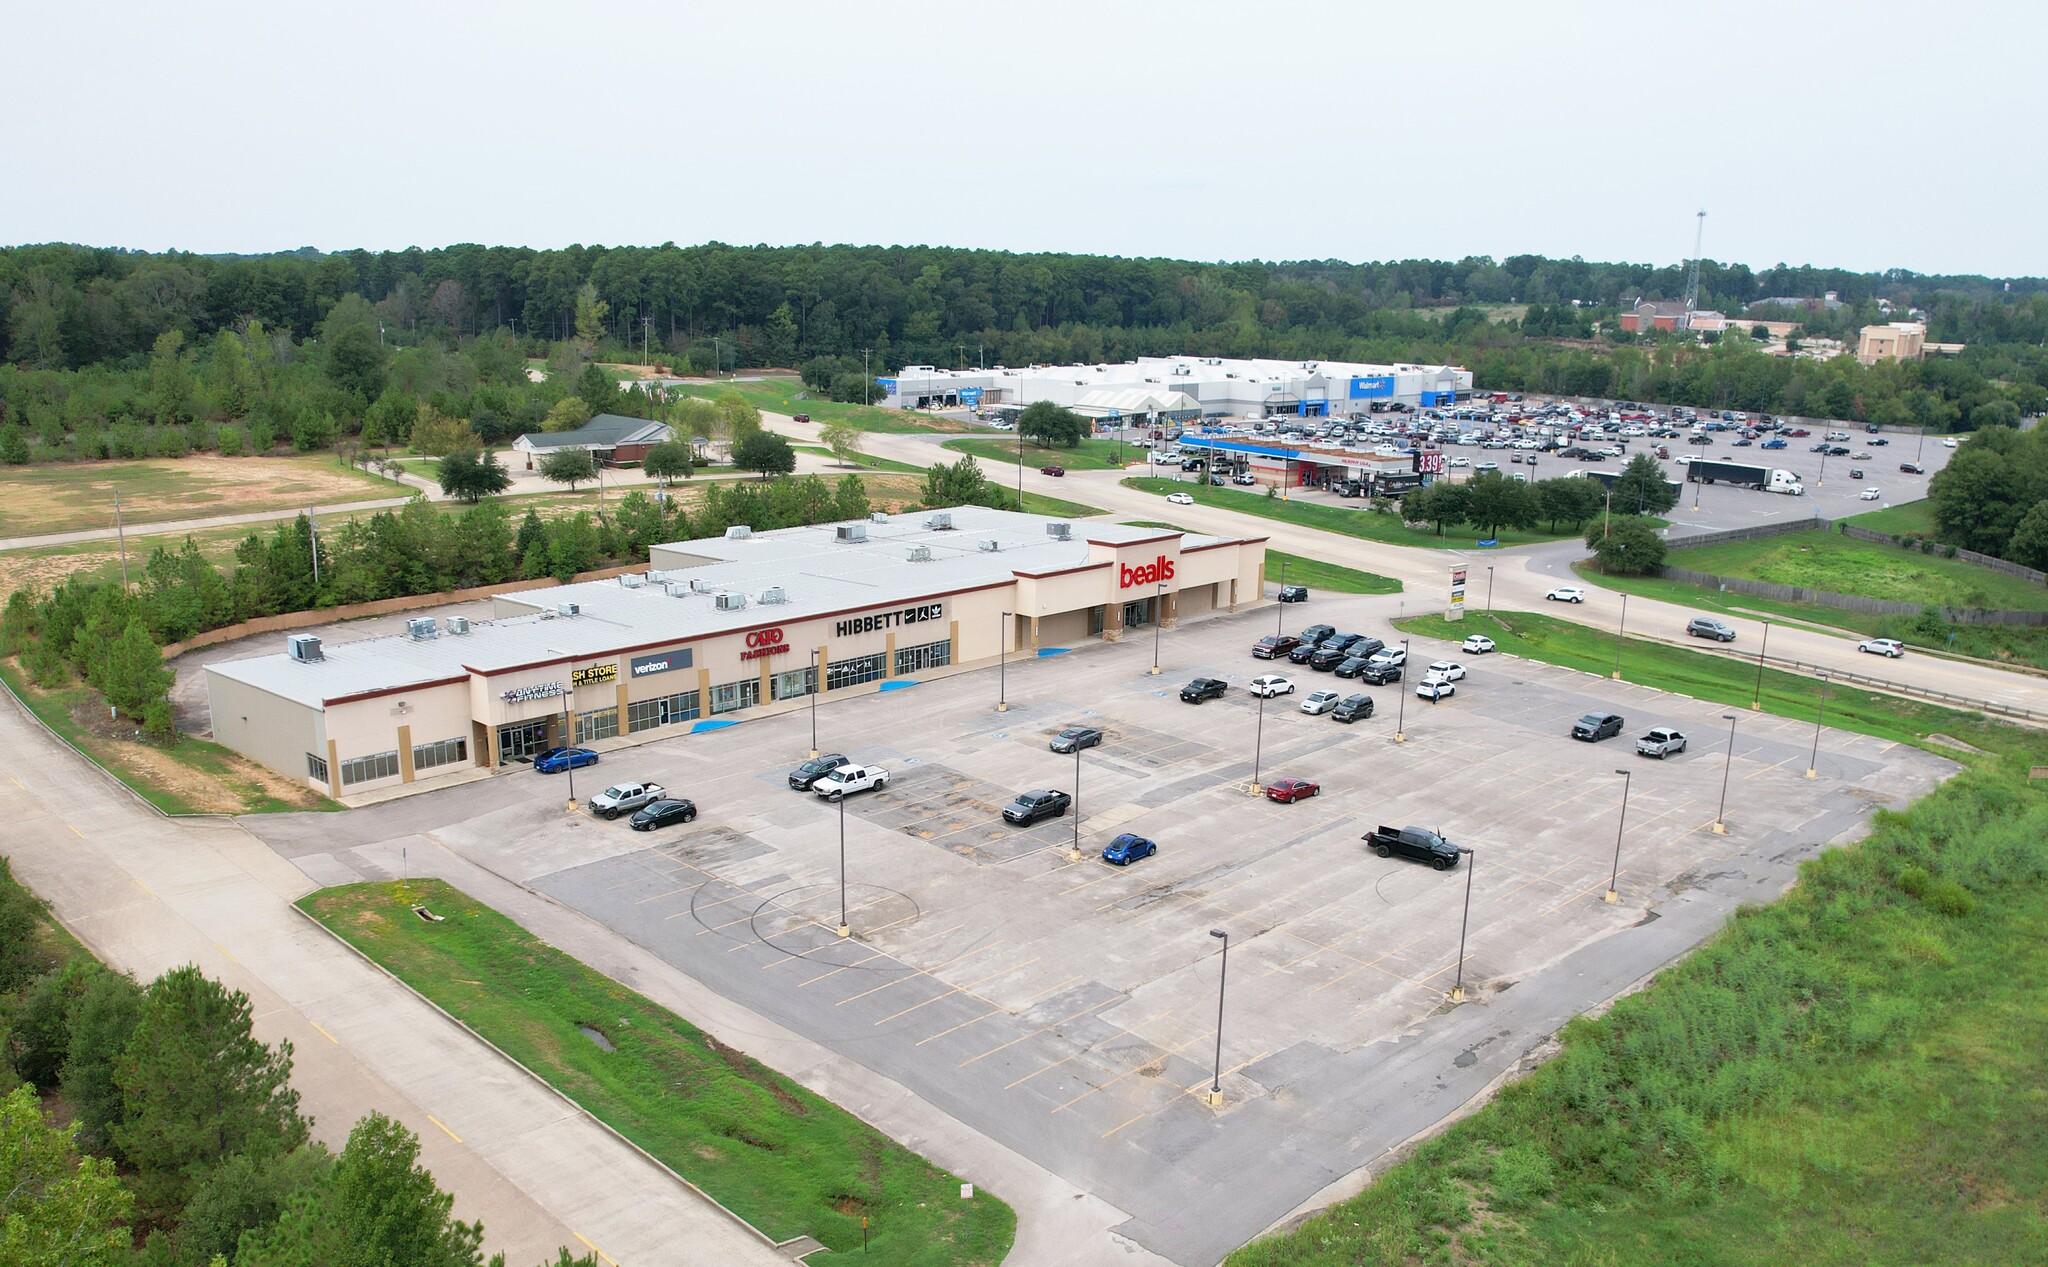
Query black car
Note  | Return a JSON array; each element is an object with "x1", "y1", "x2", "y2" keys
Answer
[
  {"x1": 1572, "y1": 712, "x2": 1626, "y2": 742},
  {"x1": 1871, "y1": 437, "x2": 1889, "y2": 446},
  {"x1": 629, "y1": 798, "x2": 698, "y2": 831},
  {"x1": 1002, "y1": 789, "x2": 1071, "y2": 826},
  {"x1": 1332, "y1": 694, "x2": 1374, "y2": 723},
  {"x1": 1309, "y1": 646, "x2": 1350, "y2": 671},
  {"x1": 788, "y1": 754, "x2": 850, "y2": 790},
  {"x1": 1298, "y1": 624, "x2": 1336, "y2": 646},
  {"x1": 1900, "y1": 461, "x2": 1925, "y2": 474},
  {"x1": 1278, "y1": 585, "x2": 1310, "y2": 603},
  {"x1": 1333, "y1": 656, "x2": 1371, "y2": 678},
  {"x1": 1050, "y1": 726, "x2": 1102, "y2": 754},
  {"x1": 1346, "y1": 637, "x2": 1385, "y2": 662},
  {"x1": 1359, "y1": 661, "x2": 1404, "y2": 685},
  {"x1": 1180, "y1": 678, "x2": 1228, "y2": 703},
  {"x1": 1827, "y1": 445, "x2": 1851, "y2": 457}
]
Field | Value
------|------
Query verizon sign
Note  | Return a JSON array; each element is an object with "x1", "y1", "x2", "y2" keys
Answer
[{"x1": 1118, "y1": 555, "x2": 1176, "y2": 589}]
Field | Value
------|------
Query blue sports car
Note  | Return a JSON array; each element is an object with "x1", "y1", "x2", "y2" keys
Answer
[
  {"x1": 1102, "y1": 833, "x2": 1159, "y2": 866},
  {"x1": 533, "y1": 746, "x2": 599, "y2": 774}
]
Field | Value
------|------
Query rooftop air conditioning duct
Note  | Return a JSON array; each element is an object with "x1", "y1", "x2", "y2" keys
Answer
[
  {"x1": 558, "y1": 603, "x2": 580, "y2": 617},
  {"x1": 923, "y1": 512, "x2": 953, "y2": 530},
  {"x1": 906, "y1": 545, "x2": 932, "y2": 562},
  {"x1": 836, "y1": 524, "x2": 868, "y2": 543},
  {"x1": 1046, "y1": 523, "x2": 1071, "y2": 541},
  {"x1": 759, "y1": 587, "x2": 786, "y2": 605},
  {"x1": 407, "y1": 618, "x2": 439, "y2": 640},
  {"x1": 870, "y1": 511, "x2": 890, "y2": 523},
  {"x1": 715, "y1": 592, "x2": 747, "y2": 611},
  {"x1": 724, "y1": 525, "x2": 752, "y2": 539},
  {"x1": 287, "y1": 634, "x2": 324, "y2": 663},
  {"x1": 445, "y1": 617, "x2": 470, "y2": 635},
  {"x1": 978, "y1": 539, "x2": 1001, "y2": 552}
]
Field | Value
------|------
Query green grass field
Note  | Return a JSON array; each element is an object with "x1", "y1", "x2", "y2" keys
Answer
[
  {"x1": 668, "y1": 379, "x2": 950, "y2": 434},
  {"x1": 941, "y1": 435, "x2": 1140, "y2": 472},
  {"x1": 1843, "y1": 498, "x2": 1938, "y2": 538},
  {"x1": 301, "y1": 880, "x2": 1014, "y2": 1266},
  {"x1": 1663, "y1": 528, "x2": 2048, "y2": 613},
  {"x1": 1119, "y1": 477, "x2": 1615, "y2": 549},
  {"x1": 1228, "y1": 615, "x2": 2048, "y2": 1265}
]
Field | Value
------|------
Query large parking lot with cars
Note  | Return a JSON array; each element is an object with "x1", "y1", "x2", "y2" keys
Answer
[{"x1": 242, "y1": 590, "x2": 1953, "y2": 1265}]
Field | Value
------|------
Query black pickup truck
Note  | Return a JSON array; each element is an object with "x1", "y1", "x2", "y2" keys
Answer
[{"x1": 1364, "y1": 824, "x2": 1461, "y2": 870}]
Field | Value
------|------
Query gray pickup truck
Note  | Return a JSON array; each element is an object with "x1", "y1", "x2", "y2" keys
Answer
[
  {"x1": 590, "y1": 781, "x2": 666, "y2": 819},
  {"x1": 1364, "y1": 824, "x2": 1461, "y2": 870}
]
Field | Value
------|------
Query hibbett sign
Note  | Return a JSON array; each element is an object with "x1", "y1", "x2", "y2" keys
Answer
[{"x1": 1118, "y1": 555, "x2": 1176, "y2": 588}]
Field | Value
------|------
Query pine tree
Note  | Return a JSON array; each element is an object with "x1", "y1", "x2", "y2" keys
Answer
[
  {"x1": 60, "y1": 969, "x2": 144, "y2": 1159},
  {"x1": 96, "y1": 618, "x2": 171, "y2": 720}
]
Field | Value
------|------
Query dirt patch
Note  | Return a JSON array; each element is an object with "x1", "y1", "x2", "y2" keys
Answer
[
  {"x1": 705, "y1": 1033, "x2": 811, "y2": 1117},
  {"x1": 63, "y1": 693, "x2": 329, "y2": 814},
  {"x1": 0, "y1": 455, "x2": 399, "y2": 539}
]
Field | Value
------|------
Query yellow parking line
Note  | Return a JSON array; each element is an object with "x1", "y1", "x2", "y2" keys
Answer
[
  {"x1": 129, "y1": 876, "x2": 154, "y2": 897},
  {"x1": 68, "y1": 823, "x2": 84, "y2": 838},
  {"x1": 212, "y1": 942, "x2": 240, "y2": 965},
  {"x1": 573, "y1": 1231, "x2": 618, "y2": 1266},
  {"x1": 1102, "y1": 1110, "x2": 1150, "y2": 1139},
  {"x1": 9, "y1": 776, "x2": 23, "y2": 789},
  {"x1": 1542, "y1": 872, "x2": 1628, "y2": 916},
  {"x1": 961, "y1": 999, "x2": 1115, "y2": 1068},
  {"x1": 797, "y1": 949, "x2": 889, "y2": 986},
  {"x1": 1181, "y1": 1049, "x2": 1271, "y2": 1094},
  {"x1": 1053, "y1": 1028, "x2": 1214, "y2": 1113},
  {"x1": 632, "y1": 885, "x2": 694, "y2": 905},
  {"x1": 838, "y1": 941, "x2": 1002, "y2": 1007},
  {"x1": 427, "y1": 1114, "x2": 461, "y2": 1143},
  {"x1": 309, "y1": 1021, "x2": 339, "y2": 1044},
  {"x1": 874, "y1": 957, "x2": 1040, "y2": 1027},
  {"x1": 1004, "y1": 1009, "x2": 1174, "y2": 1091}
]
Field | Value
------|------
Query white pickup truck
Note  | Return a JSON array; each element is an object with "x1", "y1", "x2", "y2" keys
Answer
[
  {"x1": 813, "y1": 764, "x2": 890, "y2": 801},
  {"x1": 590, "y1": 781, "x2": 665, "y2": 819}
]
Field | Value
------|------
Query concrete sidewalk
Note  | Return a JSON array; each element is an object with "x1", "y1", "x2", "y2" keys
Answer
[{"x1": 0, "y1": 691, "x2": 791, "y2": 1267}]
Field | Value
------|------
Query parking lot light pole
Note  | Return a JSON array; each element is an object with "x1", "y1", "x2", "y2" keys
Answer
[
  {"x1": 1607, "y1": 769, "x2": 1632, "y2": 903},
  {"x1": 1150, "y1": 581, "x2": 1166, "y2": 675},
  {"x1": 1713, "y1": 713, "x2": 1738, "y2": 834},
  {"x1": 836, "y1": 794, "x2": 850, "y2": 938},
  {"x1": 1751, "y1": 620, "x2": 1771, "y2": 710},
  {"x1": 1613, "y1": 593, "x2": 1628, "y2": 680},
  {"x1": 1250, "y1": 689, "x2": 1267, "y2": 795},
  {"x1": 561, "y1": 700, "x2": 578, "y2": 812},
  {"x1": 1207, "y1": 929, "x2": 1229, "y2": 1106},
  {"x1": 1450, "y1": 847, "x2": 1476, "y2": 1002},
  {"x1": 997, "y1": 611, "x2": 1013, "y2": 711},
  {"x1": 808, "y1": 649, "x2": 820, "y2": 758},
  {"x1": 1394, "y1": 638, "x2": 1410, "y2": 743},
  {"x1": 1806, "y1": 674, "x2": 1830, "y2": 780},
  {"x1": 1070, "y1": 746, "x2": 1084, "y2": 862},
  {"x1": 1485, "y1": 565, "x2": 1495, "y2": 615},
  {"x1": 1275, "y1": 561, "x2": 1289, "y2": 634}
]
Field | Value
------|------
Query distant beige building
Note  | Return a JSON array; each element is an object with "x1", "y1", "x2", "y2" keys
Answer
[{"x1": 1858, "y1": 321, "x2": 1926, "y2": 365}]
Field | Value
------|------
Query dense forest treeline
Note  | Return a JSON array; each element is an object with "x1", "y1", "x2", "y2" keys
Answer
[
  {"x1": 1, "y1": 242, "x2": 2044, "y2": 458},
  {"x1": 0, "y1": 857, "x2": 599, "y2": 1266}
]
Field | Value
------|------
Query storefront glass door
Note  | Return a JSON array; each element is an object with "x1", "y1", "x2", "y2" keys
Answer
[{"x1": 497, "y1": 719, "x2": 551, "y2": 764}]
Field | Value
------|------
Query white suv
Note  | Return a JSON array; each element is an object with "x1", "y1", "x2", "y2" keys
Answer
[{"x1": 1857, "y1": 638, "x2": 1905, "y2": 659}]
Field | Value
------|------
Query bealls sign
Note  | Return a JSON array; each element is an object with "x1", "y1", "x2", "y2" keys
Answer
[{"x1": 1118, "y1": 555, "x2": 1176, "y2": 589}]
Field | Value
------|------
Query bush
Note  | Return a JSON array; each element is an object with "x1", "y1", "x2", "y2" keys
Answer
[{"x1": 217, "y1": 426, "x2": 246, "y2": 456}]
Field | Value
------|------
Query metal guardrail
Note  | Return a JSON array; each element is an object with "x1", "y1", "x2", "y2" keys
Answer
[{"x1": 1737, "y1": 649, "x2": 2045, "y2": 723}]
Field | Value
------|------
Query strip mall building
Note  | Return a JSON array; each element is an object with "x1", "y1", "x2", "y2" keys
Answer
[{"x1": 205, "y1": 508, "x2": 1268, "y2": 799}]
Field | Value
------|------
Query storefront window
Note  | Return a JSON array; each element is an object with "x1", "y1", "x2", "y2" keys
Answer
[
  {"x1": 826, "y1": 652, "x2": 886, "y2": 691},
  {"x1": 709, "y1": 678, "x2": 760, "y2": 715},
  {"x1": 306, "y1": 753, "x2": 329, "y2": 783},
  {"x1": 575, "y1": 708, "x2": 619, "y2": 745},
  {"x1": 1088, "y1": 606, "x2": 1104, "y2": 636},
  {"x1": 498, "y1": 719, "x2": 552, "y2": 764},
  {"x1": 412, "y1": 737, "x2": 468, "y2": 771},
  {"x1": 340, "y1": 750, "x2": 400, "y2": 787},
  {"x1": 626, "y1": 691, "x2": 700, "y2": 733},
  {"x1": 772, "y1": 666, "x2": 816, "y2": 701},
  {"x1": 894, "y1": 640, "x2": 951, "y2": 676}
]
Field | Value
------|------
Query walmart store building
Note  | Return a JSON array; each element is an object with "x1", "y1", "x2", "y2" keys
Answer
[{"x1": 205, "y1": 508, "x2": 1268, "y2": 799}]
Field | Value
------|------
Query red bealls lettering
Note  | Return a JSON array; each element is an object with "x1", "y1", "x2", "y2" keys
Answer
[{"x1": 1118, "y1": 556, "x2": 1177, "y2": 589}]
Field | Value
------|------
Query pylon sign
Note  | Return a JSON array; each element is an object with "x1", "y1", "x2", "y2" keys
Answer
[{"x1": 1448, "y1": 567, "x2": 1468, "y2": 621}]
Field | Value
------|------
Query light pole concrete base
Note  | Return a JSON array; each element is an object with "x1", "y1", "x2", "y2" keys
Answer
[
  {"x1": 1247, "y1": 783, "x2": 1263, "y2": 797},
  {"x1": 1751, "y1": 701, "x2": 1762, "y2": 710},
  {"x1": 1206, "y1": 1090, "x2": 1224, "y2": 1108},
  {"x1": 1449, "y1": 986, "x2": 1466, "y2": 1003},
  {"x1": 1148, "y1": 666, "x2": 1162, "y2": 676},
  {"x1": 1603, "y1": 889, "x2": 1619, "y2": 904},
  {"x1": 836, "y1": 924, "x2": 851, "y2": 939},
  {"x1": 1067, "y1": 847, "x2": 1083, "y2": 862},
  {"x1": 1804, "y1": 767, "x2": 1818, "y2": 780},
  {"x1": 808, "y1": 748, "x2": 819, "y2": 759},
  {"x1": 565, "y1": 799, "x2": 578, "y2": 813},
  {"x1": 1394, "y1": 732, "x2": 1406, "y2": 744},
  {"x1": 1611, "y1": 670, "x2": 1622, "y2": 680},
  {"x1": 1711, "y1": 821, "x2": 1729, "y2": 835},
  {"x1": 995, "y1": 701, "x2": 1009, "y2": 712}
]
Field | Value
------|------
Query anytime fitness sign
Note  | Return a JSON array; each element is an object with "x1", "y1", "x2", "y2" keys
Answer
[{"x1": 1118, "y1": 555, "x2": 1176, "y2": 589}]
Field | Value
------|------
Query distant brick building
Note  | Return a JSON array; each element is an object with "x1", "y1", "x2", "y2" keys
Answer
[{"x1": 1617, "y1": 300, "x2": 1725, "y2": 333}]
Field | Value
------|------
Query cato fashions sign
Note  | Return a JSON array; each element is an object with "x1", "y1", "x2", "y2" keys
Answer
[
  {"x1": 1118, "y1": 555, "x2": 1176, "y2": 589},
  {"x1": 741, "y1": 628, "x2": 790, "y2": 661}
]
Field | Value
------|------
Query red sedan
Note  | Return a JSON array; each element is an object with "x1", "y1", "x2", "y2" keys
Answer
[
  {"x1": 1265, "y1": 778, "x2": 1321, "y2": 804},
  {"x1": 1039, "y1": 465, "x2": 1066, "y2": 476}
]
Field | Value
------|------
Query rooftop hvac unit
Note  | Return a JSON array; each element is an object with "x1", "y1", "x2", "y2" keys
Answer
[
  {"x1": 923, "y1": 512, "x2": 953, "y2": 530},
  {"x1": 978, "y1": 539, "x2": 1001, "y2": 552},
  {"x1": 724, "y1": 525, "x2": 752, "y2": 539},
  {"x1": 407, "y1": 618, "x2": 439, "y2": 640},
  {"x1": 558, "y1": 603, "x2": 580, "y2": 617},
  {"x1": 836, "y1": 524, "x2": 868, "y2": 543},
  {"x1": 714, "y1": 592, "x2": 747, "y2": 611},
  {"x1": 906, "y1": 545, "x2": 932, "y2": 562},
  {"x1": 645, "y1": 570, "x2": 667, "y2": 584},
  {"x1": 1046, "y1": 522, "x2": 1071, "y2": 541},
  {"x1": 664, "y1": 582, "x2": 691, "y2": 597},
  {"x1": 870, "y1": 511, "x2": 890, "y2": 523},
  {"x1": 446, "y1": 616, "x2": 470, "y2": 636},
  {"x1": 287, "y1": 634, "x2": 324, "y2": 663},
  {"x1": 759, "y1": 586, "x2": 786, "y2": 605},
  {"x1": 691, "y1": 578, "x2": 715, "y2": 593},
  {"x1": 538, "y1": 608, "x2": 557, "y2": 620},
  {"x1": 618, "y1": 574, "x2": 644, "y2": 588}
]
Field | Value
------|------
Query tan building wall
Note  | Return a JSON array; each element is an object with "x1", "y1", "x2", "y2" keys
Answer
[
  {"x1": 325, "y1": 681, "x2": 476, "y2": 794},
  {"x1": 206, "y1": 673, "x2": 326, "y2": 791},
  {"x1": 1858, "y1": 322, "x2": 1926, "y2": 366}
]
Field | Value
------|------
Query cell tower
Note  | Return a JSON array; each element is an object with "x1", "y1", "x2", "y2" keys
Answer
[{"x1": 1682, "y1": 209, "x2": 1707, "y2": 324}]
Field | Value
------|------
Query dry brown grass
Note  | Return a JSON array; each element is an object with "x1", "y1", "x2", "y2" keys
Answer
[{"x1": 0, "y1": 455, "x2": 402, "y2": 538}]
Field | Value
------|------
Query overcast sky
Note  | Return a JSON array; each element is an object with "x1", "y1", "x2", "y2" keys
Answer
[{"x1": 6, "y1": 1, "x2": 2038, "y2": 277}]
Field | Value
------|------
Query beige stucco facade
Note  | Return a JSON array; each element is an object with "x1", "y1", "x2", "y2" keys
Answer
[{"x1": 1858, "y1": 321, "x2": 1926, "y2": 366}]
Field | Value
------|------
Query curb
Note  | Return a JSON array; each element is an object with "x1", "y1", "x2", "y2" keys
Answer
[{"x1": 290, "y1": 904, "x2": 821, "y2": 1263}]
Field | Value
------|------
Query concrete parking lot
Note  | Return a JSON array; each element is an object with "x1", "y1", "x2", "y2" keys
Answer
[{"x1": 243, "y1": 593, "x2": 1954, "y2": 1266}]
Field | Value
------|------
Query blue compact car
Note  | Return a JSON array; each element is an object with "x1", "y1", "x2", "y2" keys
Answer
[
  {"x1": 533, "y1": 746, "x2": 599, "y2": 774},
  {"x1": 1101, "y1": 833, "x2": 1159, "y2": 866}
]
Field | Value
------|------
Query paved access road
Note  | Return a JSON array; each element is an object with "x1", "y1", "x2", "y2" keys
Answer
[{"x1": 0, "y1": 692, "x2": 795, "y2": 1267}]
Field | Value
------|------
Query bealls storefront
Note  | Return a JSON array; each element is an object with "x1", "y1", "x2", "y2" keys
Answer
[{"x1": 204, "y1": 508, "x2": 1268, "y2": 799}]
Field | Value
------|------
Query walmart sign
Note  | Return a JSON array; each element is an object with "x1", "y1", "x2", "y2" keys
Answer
[{"x1": 1348, "y1": 376, "x2": 1395, "y2": 399}]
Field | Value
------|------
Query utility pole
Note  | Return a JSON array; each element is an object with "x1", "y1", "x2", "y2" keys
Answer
[
  {"x1": 863, "y1": 349, "x2": 872, "y2": 406},
  {"x1": 308, "y1": 507, "x2": 319, "y2": 590},
  {"x1": 113, "y1": 489, "x2": 130, "y2": 588},
  {"x1": 642, "y1": 315, "x2": 652, "y2": 361},
  {"x1": 1682, "y1": 209, "x2": 1707, "y2": 327}
]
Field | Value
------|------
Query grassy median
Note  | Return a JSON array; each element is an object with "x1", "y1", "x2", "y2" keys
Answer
[
  {"x1": 300, "y1": 879, "x2": 1014, "y2": 1267},
  {"x1": 1119, "y1": 476, "x2": 1609, "y2": 549},
  {"x1": 1232, "y1": 621, "x2": 2048, "y2": 1265}
]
